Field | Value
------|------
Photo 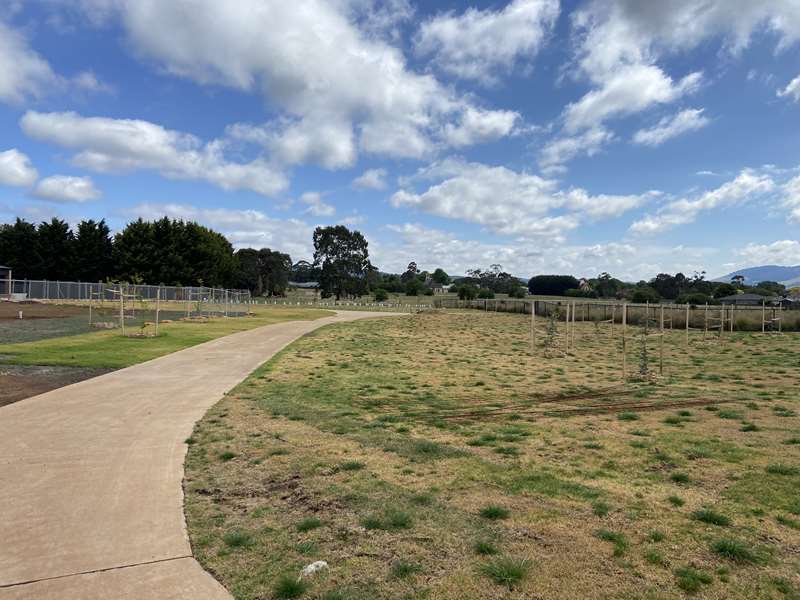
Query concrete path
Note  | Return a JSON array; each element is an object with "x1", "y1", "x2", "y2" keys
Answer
[{"x1": 0, "y1": 311, "x2": 397, "y2": 599}]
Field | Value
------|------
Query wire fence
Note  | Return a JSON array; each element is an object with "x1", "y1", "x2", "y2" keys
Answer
[
  {"x1": 433, "y1": 297, "x2": 799, "y2": 332},
  {"x1": 2, "y1": 279, "x2": 251, "y2": 304}
]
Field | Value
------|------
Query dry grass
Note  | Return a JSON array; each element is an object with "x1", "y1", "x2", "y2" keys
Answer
[{"x1": 185, "y1": 311, "x2": 800, "y2": 599}]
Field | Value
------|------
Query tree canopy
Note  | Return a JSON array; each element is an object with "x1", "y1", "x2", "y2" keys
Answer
[{"x1": 313, "y1": 225, "x2": 372, "y2": 299}]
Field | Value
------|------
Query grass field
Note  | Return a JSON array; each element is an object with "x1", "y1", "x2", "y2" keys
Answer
[
  {"x1": 0, "y1": 306, "x2": 333, "y2": 369},
  {"x1": 185, "y1": 310, "x2": 800, "y2": 599}
]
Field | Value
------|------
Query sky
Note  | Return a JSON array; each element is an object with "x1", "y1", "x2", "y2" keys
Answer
[{"x1": 1, "y1": 0, "x2": 799, "y2": 281}]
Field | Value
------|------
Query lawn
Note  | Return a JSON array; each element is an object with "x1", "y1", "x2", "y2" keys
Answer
[
  {"x1": 184, "y1": 311, "x2": 800, "y2": 599},
  {"x1": 0, "y1": 306, "x2": 333, "y2": 369}
]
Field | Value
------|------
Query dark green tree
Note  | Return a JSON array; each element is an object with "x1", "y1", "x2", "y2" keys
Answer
[
  {"x1": 36, "y1": 218, "x2": 75, "y2": 280},
  {"x1": 259, "y1": 248, "x2": 292, "y2": 296},
  {"x1": 234, "y1": 248, "x2": 263, "y2": 295},
  {"x1": 74, "y1": 219, "x2": 114, "y2": 282},
  {"x1": 528, "y1": 275, "x2": 580, "y2": 296},
  {"x1": 432, "y1": 268, "x2": 450, "y2": 285},
  {"x1": 312, "y1": 225, "x2": 372, "y2": 299},
  {"x1": 0, "y1": 218, "x2": 41, "y2": 278}
]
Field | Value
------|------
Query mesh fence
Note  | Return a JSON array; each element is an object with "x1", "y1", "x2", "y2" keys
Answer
[
  {"x1": 2, "y1": 279, "x2": 251, "y2": 304},
  {"x1": 433, "y1": 297, "x2": 797, "y2": 331}
]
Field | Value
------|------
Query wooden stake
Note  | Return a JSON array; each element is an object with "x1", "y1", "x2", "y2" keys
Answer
[
  {"x1": 621, "y1": 303, "x2": 627, "y2": 383},
  {"x1": 660, "y1": 305, "x2": 665, "y2": 375},
  {"x1": 530, "y1": 300, "x2": 536, "y2": 353},
  {"x1": 685, "y1": 304, "x2": 690, "y2": 345},
  {"x1": 119, "y1": 286, "x2": 125, "y2": 336},
  {"x1": 762, "y1": 300, "x2": 766, "y2": 333},
  {"x1": 155, "y1": 288, "x2": 160, "y2": 336}
]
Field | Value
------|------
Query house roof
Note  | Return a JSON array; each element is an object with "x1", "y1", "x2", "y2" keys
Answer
[{"x1": 288, "y1": 281, "x2": 319, "y2": 288}]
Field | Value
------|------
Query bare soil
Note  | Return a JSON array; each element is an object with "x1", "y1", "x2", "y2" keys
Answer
[
  {"x1": 0, "y1": 301, "x2": 86, "y2": 320},
  {"x1": 0, "y1": 364, "x2": 112, "y2": 407}
]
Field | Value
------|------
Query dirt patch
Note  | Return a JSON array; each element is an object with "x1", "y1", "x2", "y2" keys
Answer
[
  {"x1": 0, "y1": 301, "x2": 87, "y2": 320},
  {"x1": 0, "y1": 364, "x2": 112, "y2": 407}
]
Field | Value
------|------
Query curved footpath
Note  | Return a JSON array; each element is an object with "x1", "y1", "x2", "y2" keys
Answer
[{"x1": 0, "y1": 311, "x2": 399, "y2": 599}]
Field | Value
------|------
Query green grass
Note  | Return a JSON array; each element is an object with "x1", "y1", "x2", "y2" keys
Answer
[
  {"x1": 711, "y1": 538, "x2": 761, "y2": 563},
  {"x1": 390, "y1": 560, "x2": 421, "y2": 579},
  {"x1": 595, "y1": 529, "x2": 628, "y2": 556},
  {"x1": 296, "y1": 517, "x2": 322, "y2": 532},
  {"x1": 479, "y1": 505, "x2": 510, "y2": 520},
  {"x1": 667, "y1": 495, "x2": 685, "y2": 507},
  {"x1": 0, "y1": 307, "x2": 333, "y2": 368},
  {"x1": 222, "y1": 530, "x2": 253, "y2": 548},
  {"x1": 479, "y1": 556, "x2": 531, "y2": 589},
  {"x1": 674, "y1": 566, "x2": 713, "y2": 593},
  {"x1": 474, "y1": 540, "x2": 499, "y2": 555},
  {"x1": 691, "y1": 509, "x2": 731, "y2": 526},
  {"x1": 766, "y1": 464, "x2": 800, "y2": 476},
  {"x1": 273, "y1": 575, "x2": 309, "y2": 599}
]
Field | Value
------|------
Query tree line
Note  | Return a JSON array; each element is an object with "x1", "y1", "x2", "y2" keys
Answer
[{"x1": 2, "y1": 216, "x2": 789, "y2": 303}]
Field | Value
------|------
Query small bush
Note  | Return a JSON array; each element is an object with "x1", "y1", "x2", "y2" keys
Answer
[
  {"x1": 740, "y1": 422, "x2": 759, "y2": 432},
  {"x1": 648, "y1": 530, "x2": 666, "y2": 542},
  {"x1": 674, "y1": 566, "x2": 713, "y2": 593},
  {"x1": 667, "y1": 495, "x2": 685, "y2": 507},
  {"x1": 691, "y1": 509, "x2": 731, "y2": 526},
  {"x1": 297, "y1": 517, "x2": 322, "y2": 532},
  {"x1": 273, "y1": 575, "x2": 309, "y2": 599},
  {"x1": 219, "y1": 451, "x2": 237, "y2": 461},
  {"x1": 618, "y1": 412, "x2": 639, "y2": 421},
  {"x1": 480, "y1": 556, "x2": 531, "y2": 589},
  {"x1": 644, "y1": 549, "x2": 666, "y2": 566},
  {"x1": 480, "y1": 505, "x2": 510, "y2": 520}
]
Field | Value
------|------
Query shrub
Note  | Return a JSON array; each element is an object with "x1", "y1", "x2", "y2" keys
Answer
[
  {"x1": 458, "y1": 284, "x2": 478, "y2": 300},
  {"x1": 373, "y1": 288, "x2": 389, "y2": 302},
  {"x1": 670, "y1": 472, "x2": 690, "y2": 484},
  {"x1": 477, "y1": 288, "x2": 495, "y2": 299},
  {"x1": 390, "y1": 560, "x2": 421, "y2": 579},
  {"x1": 596, "y1": 529, "x2": 628, "y2": 556},
  {"x1": 219, "y1": 451, "x2": 237, "y2": 461},
  {"x1": 667, "y1": 495, "x2": 685, "y2": 507}
]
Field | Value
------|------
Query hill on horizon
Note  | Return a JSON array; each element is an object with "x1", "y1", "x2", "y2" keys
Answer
[{"x1": 714, "y1": 265, "x2": 800, "y2": 288}]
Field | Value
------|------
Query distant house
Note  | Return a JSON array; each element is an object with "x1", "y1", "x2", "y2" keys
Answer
[
  {"x1": 432, "y1": 283, "x2": 454, "y2": 295},
  {"x1": 718, "y1": 293, "x2": 779, "y2": 306},
  {"x1": 288, "y1": 281, "x2": 319, "y2": 289},
  {"x1": 780, "y1": 295, "x2": 800, "y2": 309}
]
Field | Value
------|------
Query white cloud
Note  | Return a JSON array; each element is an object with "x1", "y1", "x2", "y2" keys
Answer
[
  {"x1": 391, "y1": 158, "x2": 653, "y2": 239},
  {"x1": 630, "y1": 169, "x2": 775, "y2": 234},
  {"x1": 300, "y1": 192, "x2": 335, "y2": 217},
  {"x1": 378, "y1": 222, "x2": 714, "y2": 281},
  {"x1": 735, "y1": 240, "x2": 800, "y2": 267},
  {"x1": 0, "y1": 20, "x2": 57, "y2": 104},
  {"x1": 414, "y1": 0, "x2": 559, "y2": 84},
  {"x1": 33, "y1": 175, "x2": 101, "y2": 203},
  {"x1": 0, "y1": 149, "x2": 38, "y2": 187},
  {"x1": 126, "y1": 203, "x2": 315, "y2": 258},
  {"x1": 442, "y1": 107, "x2": 519, "y2": 147},
  {"x1": 542, "y1": 0, "x2": 800, "y2": 170},
  {"x1": 633, "y1": 108, "x2": 709, "y2": 146},
  {"x1": 72, "y1": 70, "x2": 113, "y2": 94},
  {"x1": 777, "y1": 74, "x2": 800, "y2": 102},
  {"x1": 783, "y1": 175, "x2": 800, "y2": 222},
  {"x1": 21, "y1": 111, "x2": 288, "y2": 197},
  {"x1": 538, "y1": 127, "x2": 614, "y2": 174},
  {"x1": 563, "y1": 65, "x2": 702, "y2": 133},
  {"x1": 76, "y1": 0, "x2": 516, "y2": 170},
  {"x1": 352, "y1": 168, "x2": 388, "y2": 190}
]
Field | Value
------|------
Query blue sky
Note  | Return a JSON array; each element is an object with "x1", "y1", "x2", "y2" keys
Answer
[{"x1": 1, "y1": 0, "x2": 799, "y2": 280}]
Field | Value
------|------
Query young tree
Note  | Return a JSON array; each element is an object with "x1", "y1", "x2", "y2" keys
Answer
[
  {"x1": 73, "y1": 219, "x2": 114, "y2": 282},
  {"x1": 312, "y1": 225, "x2": 372, "y2": 299}
]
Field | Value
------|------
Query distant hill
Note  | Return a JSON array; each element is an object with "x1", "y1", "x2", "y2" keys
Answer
[{"x1": 714, "y1": 265, "x2": 800, "y2": 287}]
